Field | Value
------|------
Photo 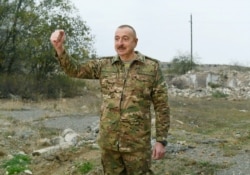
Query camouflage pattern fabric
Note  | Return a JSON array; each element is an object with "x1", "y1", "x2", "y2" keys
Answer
[
  {"x1": 57, "y1": 51, "x2": 170, "y2": 152},
  {"x1": 101, "y1": 148, "x2": 154, "y2": 175}
]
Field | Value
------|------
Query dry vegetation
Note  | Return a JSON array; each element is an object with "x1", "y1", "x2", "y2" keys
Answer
[{"x1": 0, "y1": 90, "x2": 249, "y2": 174}]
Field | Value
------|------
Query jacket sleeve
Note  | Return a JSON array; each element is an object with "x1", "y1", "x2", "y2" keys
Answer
[
  {"x1": 152, "y1": 63, "x2": 170, "y2": 142},
  {"x1": 56, "y1": 50, "x2": 101, "y2": 79}
]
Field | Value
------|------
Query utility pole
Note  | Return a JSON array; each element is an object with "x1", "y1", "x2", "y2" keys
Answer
[{"x1": 190, "y1": 14, "x2": 193, "y2": 70}]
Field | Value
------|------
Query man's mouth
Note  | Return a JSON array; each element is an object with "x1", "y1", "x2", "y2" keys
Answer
[{"x1": 118, "y1": 46, "x2": 126, "y2": 50}]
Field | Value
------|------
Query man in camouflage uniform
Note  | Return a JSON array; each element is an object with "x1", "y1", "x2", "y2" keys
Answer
[{"x1": 50, "y1": 24, "x2": 170, "y2": 175}]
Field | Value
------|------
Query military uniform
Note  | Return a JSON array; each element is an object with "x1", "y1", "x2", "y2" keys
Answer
[{"x1": 57, "y1": 51, "x2": 170, "y2": 174}]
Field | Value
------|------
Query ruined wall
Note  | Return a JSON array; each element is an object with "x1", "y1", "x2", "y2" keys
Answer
[{"x1": 166, "y1": 65, "x2": 250, "y2": 99}]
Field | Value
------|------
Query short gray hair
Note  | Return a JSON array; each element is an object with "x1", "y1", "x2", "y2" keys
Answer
[{"x1": 117, "y1": 24, "x2": 137, "y2": 37}]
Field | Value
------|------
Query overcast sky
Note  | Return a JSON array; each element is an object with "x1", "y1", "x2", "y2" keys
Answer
[{"x1": 71, "y1": 0, "x2": 250, "y2": 65}]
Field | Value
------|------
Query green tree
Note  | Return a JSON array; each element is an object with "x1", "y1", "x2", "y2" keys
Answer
[
  {"x1": 168, "y1": 53, "x2": 197, "y2": 75},
  {"x1": 0, "y1": 0, "x2": 96, "y2": 99},
  {"x1": 0, "y1": 0, "x2": 95, "y2": 77}
]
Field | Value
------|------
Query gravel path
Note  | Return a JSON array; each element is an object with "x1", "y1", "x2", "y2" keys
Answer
[
  {"x1": 41, "y1": 115, "x2": 99, "y2": 133},
  {"x1": 0, "y1": 108, "x2": 99, "y2": 133},
  {"x1": 216, "y1": 151, "x2": 250, "y2": 175}
]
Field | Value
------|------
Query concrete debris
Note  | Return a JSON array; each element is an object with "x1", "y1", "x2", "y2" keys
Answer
[
  {"x1": 32, "y1": 128, "x2": 80, "y2": 156},
  {"x1": 168, "y1": 70, "x2": 250, "y2": 100}
]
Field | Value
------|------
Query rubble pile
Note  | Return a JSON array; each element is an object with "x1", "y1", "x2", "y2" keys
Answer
[{"x1": 168, "y1": 70, "x2": 250, "y2": 99}]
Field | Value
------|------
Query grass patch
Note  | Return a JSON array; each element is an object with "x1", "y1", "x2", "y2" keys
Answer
[
  {"x1": 154, "y1": 157, "x2": 229, "y2": 175},
  {"x1": 76, "y1": 161, "x2": 94, "y2": 174},
  {"x1": 169, "y1": 96, "x2": 250, "y2": 161},
  {"x1": 221, "y1": 143, "x2": 242, "y2": 157},
  {"x1": 1, "y1": 154, "x2": 31, "y2": 175},
  {"x1": 170, "y1": 97, "x2": 250, "y2": 133}
]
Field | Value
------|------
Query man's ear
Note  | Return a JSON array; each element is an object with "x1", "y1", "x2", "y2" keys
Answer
[{"x1": 134, "y1": 38, "x2": 138, "y2": 46}]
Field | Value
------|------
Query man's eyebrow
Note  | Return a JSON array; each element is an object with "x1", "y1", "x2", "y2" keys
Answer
[{"x1": 115, "y1": 35, "x2": 129, "y2": 38}]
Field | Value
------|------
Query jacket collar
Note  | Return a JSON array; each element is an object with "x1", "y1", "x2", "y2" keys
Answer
[{"x1": 111, "y1": 51, "x2": 145, "y2": 64}]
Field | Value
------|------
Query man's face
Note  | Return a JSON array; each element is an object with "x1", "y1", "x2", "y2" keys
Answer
[{"x1": 114, "y1": 27, "x2": 138, "y2": 58}]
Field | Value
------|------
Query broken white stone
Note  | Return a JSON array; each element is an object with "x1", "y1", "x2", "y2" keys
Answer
[
  {"x1": 24, "y1": 169, "x2": 33, "y2": 174},
  {"x1": 32, "y1": 128, "x2": 80, "y2": 156}
]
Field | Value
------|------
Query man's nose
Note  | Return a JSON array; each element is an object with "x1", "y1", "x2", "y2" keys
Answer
[{"x1": 116, "y1": 39, "x2": 124, "y2": 45}]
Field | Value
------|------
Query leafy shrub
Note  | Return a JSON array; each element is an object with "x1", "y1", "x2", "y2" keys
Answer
[
  {"x1": 0, "y1": 73, "x2": 86, "y2": 100},
  {"x1": 212, "y1": 90, "x2": 228, "y2": 98},
  {"x1": 168, "y1": 54, "x2": 197, "y2": 75},
  {"x1": 208, "y1": 82, "x2": 221, "y2": 89}
]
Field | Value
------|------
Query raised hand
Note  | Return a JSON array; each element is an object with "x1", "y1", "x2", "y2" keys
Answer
[{"x1": 50, "y1": 29, "x2": 65, "y2": 56}]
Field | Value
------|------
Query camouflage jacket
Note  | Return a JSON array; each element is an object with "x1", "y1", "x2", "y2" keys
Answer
[{"x1": 57, "y1": 51, "x2": 170, "y2": 152}]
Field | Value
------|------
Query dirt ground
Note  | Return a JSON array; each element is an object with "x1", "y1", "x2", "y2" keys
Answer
[
  {"x1": 0, "y1": 97, "x2": 102, "y2": 175},
  {"x1": 0, "y1": 96, "x2": 249, "y2": 175}
]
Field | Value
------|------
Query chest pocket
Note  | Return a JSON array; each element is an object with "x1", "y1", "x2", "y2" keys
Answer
[
  {"x1": 126, "y1": 69, "x2": 155, "y2": 100},
  {"x1": 100, "y1": 65, "x2": 124, "y2": 96},
  {"x1": 131, "y1": 67, "x2": 155, "y2": 86}
]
